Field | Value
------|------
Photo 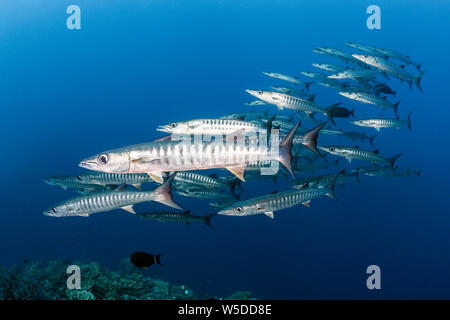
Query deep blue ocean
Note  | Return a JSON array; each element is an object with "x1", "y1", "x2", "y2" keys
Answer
[{"x1": 0, "y1": 0, "x2": 449, "y2": 299}]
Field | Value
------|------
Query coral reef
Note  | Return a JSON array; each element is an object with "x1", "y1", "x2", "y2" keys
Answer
[{"x1": 0, "y1": 260, "x2": 252, "y2": 300}]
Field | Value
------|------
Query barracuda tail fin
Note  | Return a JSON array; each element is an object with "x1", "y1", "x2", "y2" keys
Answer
[
  {"x1": 229, "y1": 179, "x2": 242, "y2": 200},
  {"x1": 326, "y1": 176, "x2": 337, "y2": 201},
  {"x1": 278, "y1": 121, "x2": 302, "y2": 179},
  {"x1": 152, "y1": 173, "x2": 183, "y2": 210},
  {"x1": 369, "y1": 134, "x2": 376, "y2": 147},
  {"x1": 301, "y1": 122, "x2": 326, "y2": 157},
  {"x1": 388, "y1": 153, "x2": 402, "y2": 168},
  {"x1": 393, "y1": 101, "x2": 400, "y2": 116},
  {"x1": 304, "y1": 82, "x2": 313, "y2": 91},
  {"x1": 414, "y1": 71, "x2": 425, "y2": 92},
  {"x1": 203, "y1": 214, "x2": 216, "y2": 229},
  {"x1": 407, "y1": 111, "x2": 412, "y2": 131},
  {"x1": 354, "y1": 168, "x2": 362, "y2": 183},
  {"x1": 155, "y1": 254, "x2": 162, "y2": 265}
]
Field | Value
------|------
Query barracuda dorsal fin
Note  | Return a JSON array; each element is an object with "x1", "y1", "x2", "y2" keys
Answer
[
  {"x1": 264, "y1": 211, "x2": 274, "y2": 219},
  {"x1": 148, "y1": 172, "x2": 164, "y2": 184},
  {"x1": 132, "y1": 183, "x2": 142, "y2": 190},
  {"x1": 121, "y1": 205, "x2": 136, "y2": 214},
  {"x1": 226, "y1": 166, "x2": 246, "y2": 182},
  {"x1": 152, "y1": 173, "x2": 183, "y2": 210}
]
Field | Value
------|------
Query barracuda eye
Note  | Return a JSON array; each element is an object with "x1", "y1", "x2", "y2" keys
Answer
[
  {"x1": 170, "y1": 122, "x2": 177, "y2": 128},
  {"x1": 52, "y1": 208, "x2": 57, "y2": 213},
  {"x1": 97, "y1": 154, "x2": 109, "y2": 165},
  {"x1": 236, "y1": 207, "x2": 242, "y2": 213},
  {"x1": 77, "y1": 176, "x2": 82, "y2": 181},
  {"x1": 330, "y1": 147, "x2": 335, "y2": 151},
  {"x1": 257, "y1": 91, "x2": 263, "y2": 95}
]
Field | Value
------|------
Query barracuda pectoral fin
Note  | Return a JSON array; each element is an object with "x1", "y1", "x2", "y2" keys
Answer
[
  {"x1": 148, "y1": 172, "x2": 164, "y2": 184},
  {"x1": 79, "y1": 213, "x2": 89, "y2": 217},
  {"x1": 302, "y1": 200, "x2": 311, "y2": 208},
  {"x1": 264, "y1": 211, "x2": 274, "y2": 219},
  {"x1": 121, "y1": 205, "x2": 136, "y2": 214},
  {"x1": 375, "y1": 127, "x2": 380, "y2": 132},
  {"x1": 132, "y1": 183, "x2": 142, "y2": 190},
  {"x1": 226, "y1": 166, "x2": 246, "y2": 182},
  {"x1": 346, "y1": 157, "x2": 352, "y2": 164}
]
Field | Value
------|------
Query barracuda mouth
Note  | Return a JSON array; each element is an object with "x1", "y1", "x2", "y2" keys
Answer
[
  {"x1": 79, "y1": 159, "x2": 99, "y2": 170},
  {"x1": 156, "y1": 125, "x2": 172, "y2": 133}
]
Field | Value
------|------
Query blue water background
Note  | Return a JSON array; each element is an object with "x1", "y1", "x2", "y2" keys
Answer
[{"x1": 0, "y1": 0, "x2": 449, "y2": 298}]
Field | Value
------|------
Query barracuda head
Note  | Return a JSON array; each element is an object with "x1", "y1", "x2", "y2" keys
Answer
[
  {"x1": 319, "y1": 146, "x2": 350, "y2": 157},
  {"x1": 157, "y1": 120, "x2": 197, "y2": 134},
  {"x1": 218, "y1": 201, "x2": 260, "y2": 217},
  {"x1": 352, "y1": 54, "x2": 377, "y2": 65},
  {"x1": 79, "y1": 148, "x2": 130, "y2": 174},
  {"x1": 328, "y1": 72, "x2": 344, "y2": 79},
  {"x1": 339, "y1": 91, "x2": 358, "y2": 100},
  {"x1": 43, "y1": 200, "x2": 81, "y2": 218},
  {"x1": 351, "y1": 120, "x2": 365, "y2": 126},
  {"x1": 245, "y1": 89, "x2": 282, "y2": 106}
]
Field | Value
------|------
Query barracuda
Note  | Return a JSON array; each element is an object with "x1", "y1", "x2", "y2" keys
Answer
[
  {"x1": 319, "y1": 145, "x2": 401, "y2": 167},
  {"x1": 79, "y1": 121, "x2": 307, "y2": 182},
  {"x1": 345, "y1": 42, "x2": 386, "y2": 58},
  {"x1": 320, "y1": 127, "x2": 376, "y2": 146},
  {"x1": 262, "y1": 72, "x2": 312, "y2": 90},
  {"x1": 44, "y1": 175, "x2": 112, "y2": 192},
  {"x1": 77, "y1": 172, "x2": 153, "y2": 190},
  {"x1": 137, "y1": 210, "x2": 216, "y2": 228},
  {"x1": 292, "y1": 169, "x2": 345, "y2": 189},
  {"x1": 43, "y1": 174, "x2": 182, "y2": 217},
  {"x1": 313, "y1": 47, "x2": 367, "y2": 67},
  {"x1": 218, "y1": 178, "x2": 337, "y2": 218},
  {"x1": 352, "y1": 54, "x2": 425, "y2": 92},
  {"x1": 351, "y1": 112, "x2": 412, "y2": 132},
  {"x1": 270, "y1": 86, "x2": 317, "y2": 101},
  {"x1": 245, "y1": 90, "x2": 337, "y2": 125},
  {"x1": 157, "y1": 118, "x2": 266, "y2": 135},
  {"x1": 339, "y1": 91, "x2": 400, "y2": 115},
  {"x1": 328, "y1": 68, "x2": 381, "y2": 80},
  {"x1": 373, "y1": 47, "x2": 423, "y2": 71},
  {"x1": 312, "y1": 63, "x2": 349, "y2": 73},
  {"x1": 176, "y1": 189, "x2": 234, "y2": 200}
]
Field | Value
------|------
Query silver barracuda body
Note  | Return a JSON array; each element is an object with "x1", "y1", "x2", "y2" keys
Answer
[
  {"x1": 218, "y1": 179, "x2": 336, "y2": 218},
  {"x1": 245, "y1": 90, "x2": 336, "y2": 124},
  {"x1": 43, "y1": 174, "x2": 181, "y2": 217},
  {"x1": 157, "y1": 118, "x2": 266, "y2": 135},
  {"x1": 79, "y1": 121, "x2": 312, "y2": 181},
  {"x1": 351, "y1": 112, "x2": 412, "y2": 131},
  {"x1": 319, "y1": 145, "x2": 401, "y2": 167}
]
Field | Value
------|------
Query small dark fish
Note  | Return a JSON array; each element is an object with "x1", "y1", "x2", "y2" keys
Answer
[
  {"x1": 130, "y1": 252, "x2": 162, "y2": 269},
  {"x1": 328, "y1": 106, "x2": 354, "y2": 118}
]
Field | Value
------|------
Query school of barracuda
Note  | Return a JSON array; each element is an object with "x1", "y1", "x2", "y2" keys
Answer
[{"x1": 44, "y1": 42, "x2": 423, "y2": 223}]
